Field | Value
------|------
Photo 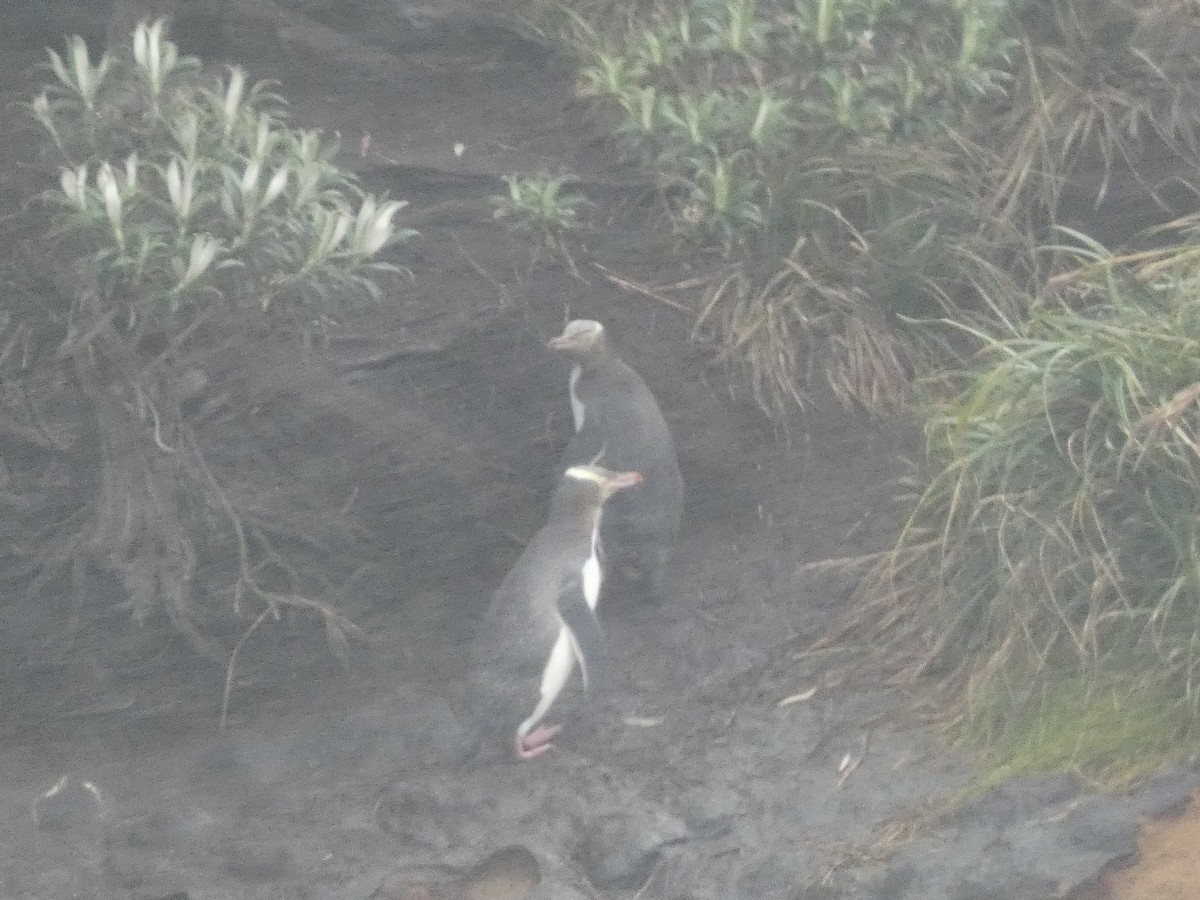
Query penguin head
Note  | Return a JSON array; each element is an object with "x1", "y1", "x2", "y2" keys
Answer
[
  {"x1": 552, "y1": 464, "x2": 643, "y2": 518},
  {"x1": 547, "y1": 320, "x2": 609, "y2": 365}
]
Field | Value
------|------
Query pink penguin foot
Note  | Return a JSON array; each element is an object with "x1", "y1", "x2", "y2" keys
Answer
[{"x1": 515, "y1": 724, "x2": 562, "y2": 760}]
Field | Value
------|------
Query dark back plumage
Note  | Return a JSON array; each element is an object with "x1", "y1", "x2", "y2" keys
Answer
[
  {"x1": 549, "y1": 321, "x2": 684, "y2": 587},
  {"x1": 566, "y1": 356, "x2": 683, "y2": 533},
  {"x1": 462, "y1": 465, "x2": 638, "y2": 759}
]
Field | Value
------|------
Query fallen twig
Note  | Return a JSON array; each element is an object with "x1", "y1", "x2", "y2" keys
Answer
[{"x1": 592, "y1": 263, "x2": 701, "y2": 315}]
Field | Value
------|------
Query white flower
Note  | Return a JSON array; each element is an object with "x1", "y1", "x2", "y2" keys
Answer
[
  {"x1": 96, "y1": 162, "x2": 122, "y2": 232},
  {"x1": 358, "y1": 199, "x2": 408, "y2": 256},
  {"x1": 314, "y1": 208, "x2": 352, "y2": 258},
  {"x1": 222, "y1": 66, "x2": 246, "y2": 132},
  {"x1": 69, "y1": 36, "x2": 93, "y2": 99},
  {"x1": 164, "y1": 157, "x2": 195, "y2": 221},
  {"x1": 49, "y1": 36, "x2": 109, "y2": 110},
  {"x1": 123, "y1": 152, "x2": 138, "y2": 189},
  {"x1": 293, "y1": 161, "x2": 319, "y2": 207},
  {"x1": 161, "y1": 37, "x2": 178, "y2": 76},
  {"x1": 31, "y1": 92, "x2": 51, "y2": 127},
  {"x1": 254, "y1": 114, "x2": 272, "y2": 159},
  {"x1": 352, "y1": 196, "x2": 377, "y2": 245},
  {"x1": 329, "y1": 209, "x2": 352, "y2": 251},
  {"x1": 59, "y1": 167, "x2": 77, "y2": 199},
  {"x1": 181, "y1": 234, "x2": 220, "y2": 286},
  {"x1": 240, "y1": 159, "x2": 261, "y2": 196},
  {"x1": 165, "y1": 158, "x2": 182, "y2": 210},
  {"x1": 47, "y1": 47, "x2": 71, "y2": 90},
  {"x1": 135, "y1": 20, "x2": 166, "y2": 92},
  {"x1": 59, "y1": 164, "x2": 88, "y2": 210},
  {"x1": 133, "y1": 21, "x2": 149, "y2": 67},
  {"x1": 263, "y1": 166, "x2": 289, "y2": 206}
]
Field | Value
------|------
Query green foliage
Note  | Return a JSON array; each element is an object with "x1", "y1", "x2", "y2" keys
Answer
[
  {"x1": 492, "y1": 173, "x2": 591, "y2": 242},
  {"x1": 541, "y1": 0, "x2": 1200, "y2": 420},
  {"x1": 31, "y1": 20, "x2": 415, "y2": 332},
  {"x1": 548, "y1": 0, "x2": 1026, "y2": 418},
  {"x1": 18, "y1": 21, "x2": 407, "y2": 685},
  {"x1": 569, "y1": 0, "x2": 1017, "y2": 249},
  {"x1": 966, "y1": 672, "x2": 1190, "y2": 786},
  {"x1": 840, "y1": 232, "x2": 1200, "y2": 772}
]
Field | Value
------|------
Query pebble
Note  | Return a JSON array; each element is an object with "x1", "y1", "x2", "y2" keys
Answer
[
  {"x1": 33, "y1": 775, "x2": 104, "y2": 831},
  {"x1": 372, "y1": 845, "x2": 540, "y2": 900},
  {"x1": 575, "y1": 811, "x2": 689, "y2": 890}
]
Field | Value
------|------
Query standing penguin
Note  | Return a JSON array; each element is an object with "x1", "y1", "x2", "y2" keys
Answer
[
  {"x1": 547, "y1": 320, "x2": 684, "y2": 598},
  {"x1": 464, "y1": 464, "x2": 643, "y2": 761}
]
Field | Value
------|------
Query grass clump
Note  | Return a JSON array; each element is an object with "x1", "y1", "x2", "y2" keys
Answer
[
  {"x1": 491, "y1": 173, "x2": 591, "y2": 270},
  {"x1": 988, "y1": 0, "x2": 1200, "y2": 235},
  {"x1": 836, "y1": 231, "x2": 1200, "y2": 774},
  {"x1": 967, "y1": 673, "x2": 1190, "y2": 787}
]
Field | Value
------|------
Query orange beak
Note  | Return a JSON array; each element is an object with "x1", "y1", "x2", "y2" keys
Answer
[{"x1": 608, "y1": 470, "x2": 644, "y2": 491}]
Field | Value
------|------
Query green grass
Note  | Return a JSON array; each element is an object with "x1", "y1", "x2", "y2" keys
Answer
[{"x1": 964, "y1": 671, "x2": 1192, "y2": 787}]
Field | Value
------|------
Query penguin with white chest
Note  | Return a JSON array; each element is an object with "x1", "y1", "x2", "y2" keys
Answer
[
  {"x1": 464, "y1": 463, "x2": 643, "y2": 761},
  {"x1": 548, "y1": 320, "x2": 684, "y2": 599}
]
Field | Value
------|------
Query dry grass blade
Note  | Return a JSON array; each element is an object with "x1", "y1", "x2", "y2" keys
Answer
[{"x1": 987, "y1": 0, "x2": 1200, "y2": 236}]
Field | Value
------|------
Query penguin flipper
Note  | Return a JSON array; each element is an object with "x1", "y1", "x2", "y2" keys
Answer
[{"x1": 556, "y1": 578, "x2": 608, "y2": 695}]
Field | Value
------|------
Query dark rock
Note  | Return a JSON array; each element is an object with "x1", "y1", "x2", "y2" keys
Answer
[
  {"x1": 1127, "y1": 767, "x2": 1200, "y2": 819},
  {"x1": 373, "y1": 782, "x2": 454, "y2": 850},
  {"x1": 1064, "y1": 796, "x2": 1138, "y2": 857},
  {"x1": 372, "y1": 845, "x2": 540, "y2": 900},
  {"x1": 735, "y1": 856, "x2": 806, "y2": 898},
  {"x1": 124, "y1": 809, "x2": 214, "y2": 848},
  {"x1": 222, "y1": 841, "x2": 296, "y2": 881},
  {"x1": 952, "y1": 774, "x2": 1082, "y2": 829},
  {"x1": 674, "y1": 785, "x2": 741, "y2": 839},
  {"x1": 575, "y1": 811, "x2": 688, "y2": 891},
  {"x1": 33, "y1": 776, "x2": 104, "y2": 831}
]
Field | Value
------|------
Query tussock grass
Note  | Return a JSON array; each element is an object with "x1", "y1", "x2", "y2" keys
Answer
[
  {"x1": 989, "y1": 0, "x2": 1200, "y2": 232},
  {"x1": 695, "y1": 142, "x2": 1032, "y2": 419},
  {"x1": 836, "y1": 233, "x2": 1200, "y2": 773}
]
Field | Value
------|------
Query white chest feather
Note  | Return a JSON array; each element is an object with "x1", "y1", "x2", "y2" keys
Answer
[
  {"x1": 568, "y1": 365, "x2": 584, "y2": 432},
  {"x1": 516, "y1": 520, "x2": 606, "y2": 739},
  {"x1": 582, "y1": 548, "x2": 601, "y2": 610},
  {"x1": 519, "y1": 630, "x2": 574, "y2": 737}
]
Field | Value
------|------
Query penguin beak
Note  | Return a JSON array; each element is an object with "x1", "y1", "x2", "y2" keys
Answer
[
  {"x1": 546, "y1": 333, "x2": 572, "y2": 350},
  {"x1": 604, "y1": 470, "x2": 643, "y2": 494}
]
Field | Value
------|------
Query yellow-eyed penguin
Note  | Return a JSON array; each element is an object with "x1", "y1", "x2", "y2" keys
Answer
[
  {"x1": 547, "y1": 320, "x2": 684, "y2": 598},
  {"x1": 465, "y1": 464, "x2": 643, "y2": 760}
]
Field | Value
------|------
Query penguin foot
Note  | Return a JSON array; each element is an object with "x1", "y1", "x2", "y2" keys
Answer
[{"x1": 515, "y1": 724, "x2": 561, "y2": 759}]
